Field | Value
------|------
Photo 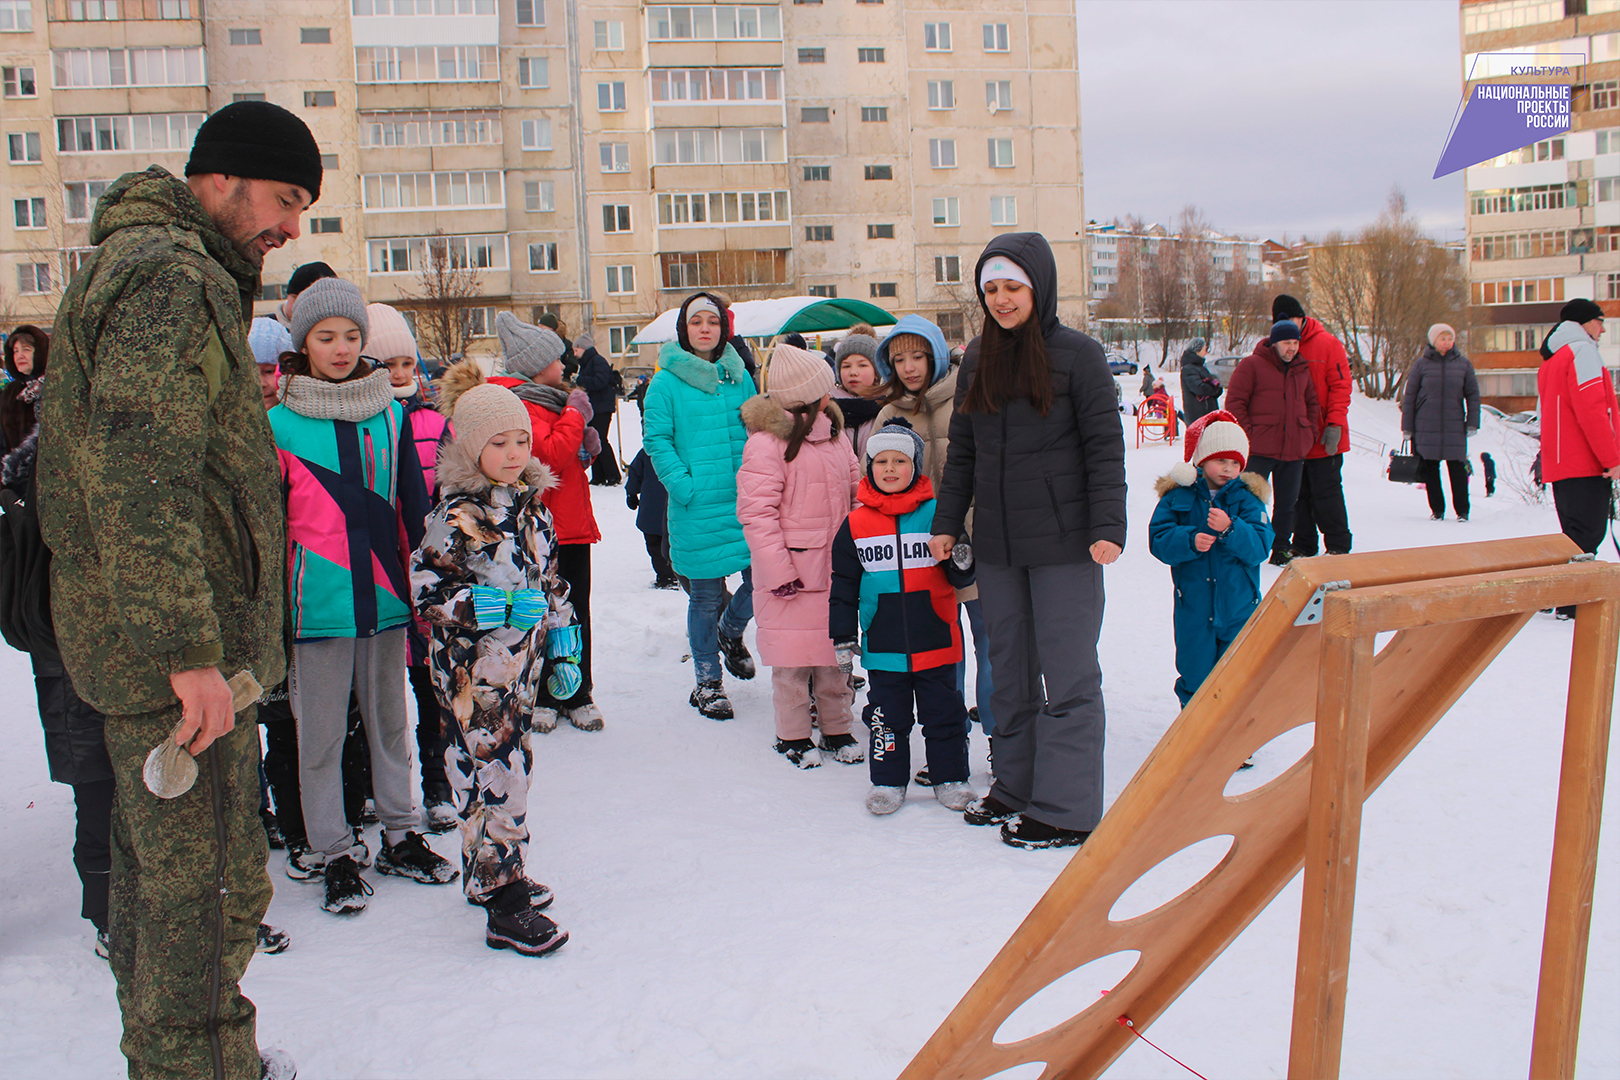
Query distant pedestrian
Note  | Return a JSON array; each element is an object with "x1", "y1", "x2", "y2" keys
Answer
[
  {"x1": 1179, "y1": 338, "x2": 1222, "y2": 425},
  {"x1": 573, "y1": 330, "x2": 622, "y2": 486},
  {"x1": 1226, "y1": 319, "x2": 1320, "y2": 566},
  {"x1": 1401, "y1": 323, "x2": 1480, "y2": 522},
  {"x1": 1481, "y1": 451, "x2": 1496, "y2": 496}
]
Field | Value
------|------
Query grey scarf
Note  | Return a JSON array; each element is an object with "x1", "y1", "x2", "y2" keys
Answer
[
  {"x1": 279, "y1": 368, "x2": 396, "y2": 422},
  {"x1": 511, "y1": 381, "x2": 569, "y2": 414}
]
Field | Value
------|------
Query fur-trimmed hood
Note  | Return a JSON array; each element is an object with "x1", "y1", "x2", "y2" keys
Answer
[
  {"x1": 739, "y1": 393, "x2": 845, "y2": 440},
  {"x1": 435, "y1": 431, "x2": 559, "y2": 497},
  {"x1": 1154, "y1": 468, "x2": 1270, "y2": 502},
  {"x1": 656, "y1": 339, "x2": 750, "y2": 394}
]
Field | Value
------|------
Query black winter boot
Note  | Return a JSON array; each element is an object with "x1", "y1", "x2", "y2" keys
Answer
[
  {"x1": 716, "y1": 629, "x2": 756, "y2": 680},
  {"x1": 377, "y1": 831, "x2": 458, "y2": 884},
  {"x1": 485, "y1": 881, "x2": 568, "y2": 955},
  {"x1": 1001, "y1": 815, "x2": 1089, "y2": 850},
  {"x1": 689, "y1": 680, "x2": 734, "y2": 720}
]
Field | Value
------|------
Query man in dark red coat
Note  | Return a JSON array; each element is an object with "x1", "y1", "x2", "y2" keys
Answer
[
  {"x1": 1226, "y1": 320, "x2": 1321, "y2": 566},
  {"x1": 1272, "y1": 294, "x2": 1354, "y2": 556}
]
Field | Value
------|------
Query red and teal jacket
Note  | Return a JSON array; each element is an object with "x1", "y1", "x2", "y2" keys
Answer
[{"x1": 829, "y1": 475, "x2": 972, "y2": 673}]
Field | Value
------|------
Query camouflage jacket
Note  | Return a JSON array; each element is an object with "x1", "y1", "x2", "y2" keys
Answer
[{"x1": 37, "y1": 166, "x2": 286, "y2": 715}]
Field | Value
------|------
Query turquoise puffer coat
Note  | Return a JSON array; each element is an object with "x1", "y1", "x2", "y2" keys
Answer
[{"x1": 643, "y1": 340, "x2": 755, "y2": 579}]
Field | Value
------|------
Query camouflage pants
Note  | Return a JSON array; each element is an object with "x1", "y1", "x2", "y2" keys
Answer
[
  {"x1": 446, "y1": 710, "x2": 529, "y2": 902},
  {"x1": 104, "y1": 706, "x2": 271, "y2": 1080}
]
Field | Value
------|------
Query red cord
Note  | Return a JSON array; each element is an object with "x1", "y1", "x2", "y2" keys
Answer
[{"x1": 1117, "y1": 1016, "x2": 1211, "y2": 1080}]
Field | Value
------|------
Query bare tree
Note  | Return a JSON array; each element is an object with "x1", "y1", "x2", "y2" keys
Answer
[
  {"x1": 1176, "y1": 205, "x2": 1220, "y2": 354},
  {"x1": 933, "y1": 278, "x2": 985, "y2": 343},
  {"x1": 1218, "y1": 265, "x2": 1271, "y2": 355},
  {"x1": 401, "y1": 231, "x2": 487, "y2": 365},
  {"x1": 1141, "y1": 235, "x2": 1189, "y2": 364}
]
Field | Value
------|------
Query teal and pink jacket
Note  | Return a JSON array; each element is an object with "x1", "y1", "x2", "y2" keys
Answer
[{"x1": 268, "y1": 369, "x2": 432, "y2": 642}]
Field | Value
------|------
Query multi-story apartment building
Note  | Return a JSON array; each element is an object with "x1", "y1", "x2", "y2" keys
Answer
[
  {"x1": 1085, "y1": 221, "x2": 1264, "y2": 302},
  {"x1": 1461, "y1": 0, "x2": 1620, "y2": 409},
  {"x1": 1, "y1": 0, "x2": 1084, "y2": 365}
]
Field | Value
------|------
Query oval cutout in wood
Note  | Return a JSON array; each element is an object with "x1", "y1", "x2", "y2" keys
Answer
[
  {"x1": 992, "y1": 950, "x2": 1141, "y2": 1046},
  {"x1": 981, "y1": 1062, "x2": 1048, "y2": 1080},
  {"x1": 1107, "y1": 834, "x2": 1235, "y2": 923},
  {"x1": 1224, "y1": 721, "x2": 1315, "y2": 799}
]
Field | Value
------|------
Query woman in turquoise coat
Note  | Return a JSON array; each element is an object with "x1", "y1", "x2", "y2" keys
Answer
[{"x1": 643, "y1": 293, "x2": 759, "y2": 719}]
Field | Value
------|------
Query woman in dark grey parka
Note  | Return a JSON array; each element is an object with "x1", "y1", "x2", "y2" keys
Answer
[
  {"x1": 1401, "y1": 323, "x2": 1481, "y2": 521},
  {"x1": 930, "y1": 233, "x2": 1127, "y2": 849}
]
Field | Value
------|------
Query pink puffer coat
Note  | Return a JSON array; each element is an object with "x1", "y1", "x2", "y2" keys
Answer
[{"x1": 735, "y1": 395, "x2": 861, "y2": 668}]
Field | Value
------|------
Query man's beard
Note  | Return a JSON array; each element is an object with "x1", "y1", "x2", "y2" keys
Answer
[{"x1": 214, "y1": 181, "x2": 284, "y2": 269}]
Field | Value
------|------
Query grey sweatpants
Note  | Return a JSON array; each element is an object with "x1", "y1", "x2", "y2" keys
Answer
[
  {"x1": 977, "y1": 561, "x2": 1107, "y2": 832},
  {"x1": 291, "y1": 629, "x2": 420, "y2": 857}
]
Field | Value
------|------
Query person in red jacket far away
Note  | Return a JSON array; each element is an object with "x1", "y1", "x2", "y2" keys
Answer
[
  {"x1": 1225, "y1": 319, "x2": 1320, "y2": 567},
  {"x1": 1270, "y1": 294, "x2": 1353, "y2": 557},
  {"x1": 1538, "y1": 298, "x2": 1620, "y2": 619}
]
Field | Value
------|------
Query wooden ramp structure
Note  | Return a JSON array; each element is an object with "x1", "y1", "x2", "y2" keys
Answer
[{"x1": 901, "y1": 536, "x2": 1619, "y2": 1080}]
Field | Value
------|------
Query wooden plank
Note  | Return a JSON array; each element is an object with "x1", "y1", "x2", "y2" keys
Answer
[
  {"x1": 1288, "y1": 630, "x2": 1373, "y2": 1080},
  {"x1": 1530, "y1": 599, "x2": 1619, "y2": 1080},
  {"x1": 1334, "y1": 561, "x2": 1620, "y2": 635}
]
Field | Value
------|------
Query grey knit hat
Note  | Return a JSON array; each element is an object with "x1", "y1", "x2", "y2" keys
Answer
[
  {"x1": 290, "y1": 278, "x2": 369, "y2": 352},
  {"x1": 496, "y1": 311, "x2": 565, "y2": 378},
  {"x1": 574, "y1": 329, "x2": 595, "y2": 351},
  {"x1": 834, "y1": 332, "x2": 879, "y2": 366}
]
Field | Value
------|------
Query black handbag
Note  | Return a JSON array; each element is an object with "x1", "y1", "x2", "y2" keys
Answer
[{"x1": 1387, "y1": 440, "x2": 1423, "y2": 485}]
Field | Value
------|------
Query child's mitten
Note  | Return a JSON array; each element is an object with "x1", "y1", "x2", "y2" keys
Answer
[
  {"x1": 507, "y1": 589, "x2": 547, "y2": 631},
  {"x1": 469, "y1": 585, "x2": 511, "y2": 630}
]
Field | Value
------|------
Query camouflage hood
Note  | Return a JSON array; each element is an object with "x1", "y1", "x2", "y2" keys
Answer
[{"x1": 91, "y1": 166, "x2": 260, "y2": 309}]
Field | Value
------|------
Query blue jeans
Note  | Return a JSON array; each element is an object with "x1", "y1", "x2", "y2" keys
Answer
[
  {"x1": 688, "y1": 567, "x2": 753, "y2": 684},
  {"x1": 956, "y1": 599, "x2": 997, "y2": 735}
]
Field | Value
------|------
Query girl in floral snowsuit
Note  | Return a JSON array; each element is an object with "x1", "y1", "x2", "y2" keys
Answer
[{"x1": 411, "y1": 362, "x2": 579, "y2": 956}]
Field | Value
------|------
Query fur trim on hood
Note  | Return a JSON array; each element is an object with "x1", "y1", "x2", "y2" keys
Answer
[
  {"x1": 435, "y1": 431, "x2": 558, "y2": 497},
  {"x1": 739, "y1": 393, "x2": 845, "y2": 440},
  {"x1": 433, "y1": 358, "x2": 491, "y2": 418},
  {"x1": 1154, "y1": 466, "x2": 1271, "y2": 502}
]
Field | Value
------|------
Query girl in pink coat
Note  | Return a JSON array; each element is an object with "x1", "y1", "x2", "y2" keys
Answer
[{"x1": 736, "y1": 344, "x2": 865, "y2": 769}]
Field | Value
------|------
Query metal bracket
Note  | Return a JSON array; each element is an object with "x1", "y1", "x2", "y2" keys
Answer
[
  {"x1": 1571, "y1": 553, "x2": 1597, "y2": 563},
  {"x1": 1295, "y1": 580, "x2": 1353, "y2": 626}
]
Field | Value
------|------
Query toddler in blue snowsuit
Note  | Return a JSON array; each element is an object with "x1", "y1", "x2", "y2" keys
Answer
[{"x1": 1148, "y1": 410, "x2": 1275, "y2": 707}]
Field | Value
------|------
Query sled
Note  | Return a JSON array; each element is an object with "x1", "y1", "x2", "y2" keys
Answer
[
  {"x1": 901, "y1": 536, "x2": 1618, "y2": 1080},
  {"x1": 1135, "y1": 400, "x2": 1177, "y2": 448}
]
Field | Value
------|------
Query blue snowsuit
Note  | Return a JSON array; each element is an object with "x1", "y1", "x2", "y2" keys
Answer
[{"x1": 1148, "y1": 469, "x2": 1274, "y2": 706}]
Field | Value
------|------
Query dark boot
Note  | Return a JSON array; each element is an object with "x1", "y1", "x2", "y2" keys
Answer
[{"x1": 485, "y1": 881, "x2": 568, "y2": 955}]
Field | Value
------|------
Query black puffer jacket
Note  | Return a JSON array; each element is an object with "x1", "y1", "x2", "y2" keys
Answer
[
  {"x1": 1180, "y1": 349, "x2": 1222, "y2": 424},
  {"x1": 935, "y1": 233, "x2": 1128, "y2": 566},
  {"x1": 1401, "y1": 345, "x2": 1480, "y2": 461},
  {"x1": 574, "y1": 345, "x2": 619, "y2": 418}
]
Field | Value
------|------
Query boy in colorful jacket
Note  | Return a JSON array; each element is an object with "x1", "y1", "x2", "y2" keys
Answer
[
  {"x1": 830, "y1": 419, "x2": 976, "y2": 816},
  {"x1": 1148, "y1": 410, "x2": 1274, "y2": 708}
]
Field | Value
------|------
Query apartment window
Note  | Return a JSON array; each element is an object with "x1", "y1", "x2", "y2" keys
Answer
[
  {"x1": 870, "y1": 282, "x2": 897, "y2": 298},
  {"x1": 1470, "y1": 229, "x2": 1568, "y2": 260},
  {"x1": 516, "y1": 0, "x2": 544, "y2": 26},
  {"x1": 524, "y1": 179, "x2": 555, "y2": 212},
  {"x1": 864, "y1": 165, "x2": 892, "y2": 180},
  {"x1": 1596, "y1": 128, "x2": 1620, "y2": 154},
  {"x1": 362, "y1": 110, "x2": 501, "y2": 148},
  {"x1": 798, "y1": 48, "x2": 825, "y2": 63},
  {"x1": 861, "y1": 106, "x2": 888, "y2": 122},
  {"x1": 926, "y1": 81, "x2": 954, "y2": 110},
  {"x1": 1594, "y1": 80, "x2": 1620, "y2": 111},
  {"x1": 654, "y1": 127, "x2": 784, "y2": 164},
  {"x1": 606, "y1": 265, "x2": 635, "y2": 294},
  {"x1": 658, "y1": 189, "x2": 788, "y2": 225},
  {"x1": 0, "y1": 0, "x2": 33, "y2": 31},
  {"x1": 934, "y1": 256, "x2": 961, "y2": 283},
  {"x1": 982, "y1": 23, "x2": 1009, "y2": 52},
  {"x1": 310, "y1": 217, "x2": 342, "y2": 234},
  {"x1": 521, "y1": 117, "x2": 553, "y2": 150},
  {"x1": 233, "y1": 92, "x2": 265, "y2": 102},
  {"x1": 321, "y1": 153, "x2": 339, "y2": 169},
  {"x1": 368, "y1": 234, "x2": 508, "y2": 274},
  {"x1": 3, "y1": 66, "x2": 34, "y2": 97},
  {"x1": 64, "y1": 180, "x2": 110, "y2": 221},
  {"x1": 1472, "y1": 277, "x2": 1566, "y2": 305},
  {"x1": 229, "y1": 28, "x2": 261, "y2": 46},
  {"x1": 301, "y1": 28, "x2": 332, "y2": 44},
  {"x1": 1608, "y1": 272, "x2": 1620, "y2": 301},
  {"x1": 990, "y1": 195, "x2": 1017, "y2": 226},
  {"x1": 51, "y1": 48, "x2": 206, "y2": 88},
  {"x1": 1462, "y1": 0, "x2": 1564, "y2": 35},
  {"x1": 594, "y1": 20, "x2": 623, "y2": 49},
  {"x1": 17, "y1": 263, "x2": 51, "y2": 295},
  {"x1": 608, "y1": 325, "x2": 640, "y2": 356},
  {"x1": 518, "y1": 56, "x2": 549, "y2": 87},
  {"x1": 13, "y1": 197, "x2": 45, "y2": 230},
  {"x1": 803, "y1": 165, "x2": 830, "y2": 181},
  {"x1": 800, "y1": 107, "x2": 829, "y2": 122},
  {"x1": 868, "y1": 224, "x2": 895, "y2": 239},
  {"x1": 651, "y1": 67, "x2": 783, "y2": 104},
  {"x1": 356, "y1": 45, "x2": 499, "y2": 83},
  {"x1": 304, "y1": 90, "x2": 337, "y2": 107},
  {"x1": 646, "y1": 5, "x2": 783, "y2": 41},
  {"x1": 807, "y1": 284, "x2": 837, "y2": 298},
  {"x1": 597, "y1": 81, "x2": 627, "y2": 112},
  {"x1": 929, "y1": 139, "x2": 956, "y2": 168},
  {"x1": 62, "y1": 247, "x2": 94, "y2": 285},
  {"x1": 600, "y1": 141, "x2": 630, "y2": 171},
  {"x1": 354, "y1": 0, "x2": 496, "y2": 10},
  {"x1": 988, "y1": 138, "x2": 1014, "y2": 167},
  {"x1": 857, "y1": 47, "x2": 884, "y2": 63},
  {"x1": 529, "y1": 242, "x2": 560, "y2": 272},
  {"x1": 603, "y1": 204, "x2": 632, "y2": 233},
  {"x1": 806, "y1": 225, "x2": 833, "y2": 241},
  {"x1": 1471, "y1": 183, "x2": 1572, "y2": 214},
  {"x1": 56, "y1": 113, "x2": 204, "y2": 154},
  {"x1": 67, "y1": 2, "x2": 127, "y2": 20},
  {"x1": 1598, "y1": 177, "x2": 1620, "y2": 203},
  {"x1": 8, "y1": 131, "x2": 41, "y2": 163},
  {"x1": 932, "y1": 196, "x2": 959, "y2": 226},
  {"x1": 986, "y1": 80, "x2": 1012, "y2": 111},
  {"x1": 1597, "y1": 225, "x2": 1620, "y2": 253},
  {"x1": 936, "y1": 311, "x2": 964, "y2": 341},
  {"x1": 924, "y1": 22, "x2": 951, "y2": 50},
  {"x1": 363, "y1": 171, "x2": 506, "y2": 210}
]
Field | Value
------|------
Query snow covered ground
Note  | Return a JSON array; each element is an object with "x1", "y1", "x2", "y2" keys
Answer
[{"x1": 1, "y1": 383, "x2": 1616, "y2": 1079}]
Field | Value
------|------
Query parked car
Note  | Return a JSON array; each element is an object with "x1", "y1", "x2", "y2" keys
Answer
[
  {"x1": 1210, "y1": 356, "x2": 1243, "y2": 385},
  {"x1": 1106, "y1": 353, "x2": 1138, "y2": 376}
]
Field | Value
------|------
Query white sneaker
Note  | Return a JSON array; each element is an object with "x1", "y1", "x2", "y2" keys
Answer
[
  {"x1": 567, "y1": 703, "x2": 604, "y2": 731},
  {"x1": 866, "y1": 785, "x2": 906, "y2": 815},
  {"x1": 933, "y1": 781, "x2": 977, "y2": 812},
  {"x1": 532, "y1": 707, "x2": 559, "y2": 733}
]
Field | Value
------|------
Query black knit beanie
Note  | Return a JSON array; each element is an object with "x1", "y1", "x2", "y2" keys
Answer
[
  {"x1": 1271, "y1": 293, "x2": 1305, "y2": 321},
  {"x1": 186, "y1": 101, "x2": 323, "y2": 203},
  {"x1": 287, "y1": 261, "x2": 336, "y2": 296},
  {"x1": 1560, "y1": 297, "x2": 1604, "y2": 324}
]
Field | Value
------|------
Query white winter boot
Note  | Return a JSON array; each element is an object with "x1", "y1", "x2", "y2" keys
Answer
[
  {"x1": 531, "y1": 707, "x2": 560, "y2": 733},
  {"x1": 933, "y1": 781, "x2": 977, "y2": 812},
  {"x1": 866, "y1": 785, "x2": 906, "y2": 815}
]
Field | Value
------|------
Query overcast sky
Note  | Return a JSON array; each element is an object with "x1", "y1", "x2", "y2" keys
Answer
[{"x1": 1076, "y1": 0, "x2": 1465, "y2": 243}]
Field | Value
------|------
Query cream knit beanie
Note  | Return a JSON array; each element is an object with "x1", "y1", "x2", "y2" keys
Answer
[
  {"x1": 766, "y1": 343, "x2": 837, "y2": 406},
  {"x1": 366, "y1": 303, "x2": 418, "y2": 361},
  {"x1": 455, "y1": 383, "x2": 532, "y2": 458}
]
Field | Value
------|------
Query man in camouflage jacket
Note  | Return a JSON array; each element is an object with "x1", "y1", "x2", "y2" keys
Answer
[{"x1": 38, "y1": 101, "x2": 322, "y2": 1080}]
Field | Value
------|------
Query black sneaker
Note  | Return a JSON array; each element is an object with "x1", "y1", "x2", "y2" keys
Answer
[
  {"x1": 376, "y1": 831, "x2": 458, "y2": 885},
  {"x1": 913, "y1": 766, "x2": 934, "y2": 787},
  {"x1": 467, "y1": 878, "x2": 554, "y2": 911},
  {"x1": 774, "y1": 738, "x2": 822, "y2": 768},
  {"x1": 322, "y1": 855, "x2": 372, "y2": 914},
  {"x1": 850, "y1": 674, "x2": 866, "y2": 692},
  {"x1": 1001, "y1": 815, "x2": 1090, "y2": 849},
  {"x1": 485, "y1": 883, "x2": 568, "y2": 956},
  {"x1": 256, "y1": 922, "x2": 291, "y2": 954},
  {"x1": 1267, "y1": 550, "x2": 1294, "y2": 567},
  {"x1": 716, "y1": 629, "x2": 756, "y2": 680},
  {"x1": 654, "y1": 577, "x2": 681, "y2": 590},
  {"x1": 689, "y1": 680, "x2": 734, "y2": 720},
  {"x1": 285, "y1": 842, "x2": 324, "y2": 881},
  {"x1": 963, "y1": 794, "x2": 1020, "y2": 826},
  {"x1": 818, "y1": 731, "x2": 865, "y2": 764}
]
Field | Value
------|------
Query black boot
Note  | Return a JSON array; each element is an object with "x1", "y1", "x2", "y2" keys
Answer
[
  {"x1": 716, "y1": 629, "x2": 756, "y2": 680},
  {"x1": 689, "y1": 680, "x2": 734, "y2": 720},
  {"x1": 1001, "y1": 815, "x2": 1089, "y2": 849},
  {"x1": 485, "y1": 881, "x2": 568, "y2": 956}
]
